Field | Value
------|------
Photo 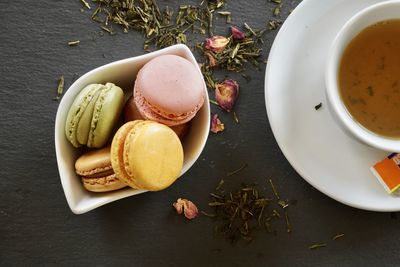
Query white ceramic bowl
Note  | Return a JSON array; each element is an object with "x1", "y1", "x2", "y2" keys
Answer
[
  {"x1": 326, "y1": 0, "x2": 400, "y2": 152},
  {"x1": 55, "y1": 44, "x2": 210, "y2": 214}
]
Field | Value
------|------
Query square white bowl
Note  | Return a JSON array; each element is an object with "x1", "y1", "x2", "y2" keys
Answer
[{"x1": 55, "y1": 44, "x2": 210, "y2": 214}]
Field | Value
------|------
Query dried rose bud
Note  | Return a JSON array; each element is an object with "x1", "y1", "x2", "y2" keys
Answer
[
  {"x1": 183, "y1": 200, "x2": 199, "y2": 219},
  {"x1": 173, "y1": 198, "x2": 199, "y2": 220},
  {"x1": 205, "y1": 52, "x2": 217, "y2": 67},
  {"x1": 173, "y1": 199, "x2": 184, "y2": 215},
  {"x1": 230, "y1": 26, "x2": 245, "y2": 40},
  {"x1": 215, "y1": 79, "x2": 239, "y2": 112},
  {"x1": 204, "y1": 36, "x2": 229, "y2": 53},
  {"x1": 211, "y1": 114, "x2": 224, "y2": 133}
]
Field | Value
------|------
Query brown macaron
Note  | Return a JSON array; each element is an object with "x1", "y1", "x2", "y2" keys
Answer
[{"x1": 75, "y1": 146, "x2": 127, "y2": 192}]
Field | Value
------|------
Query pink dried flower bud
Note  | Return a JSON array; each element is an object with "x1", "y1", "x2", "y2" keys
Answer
[
  {"x1": 173, "y1": 198, "x2": 199, "y2": 220},
  {"x1": 230, "y1": 26, "x2": 245, "y2": 40},
  {"x1": 205, "y1": 52, "x2": 217, "y2": 67},
  {"x1": 204, "y1": 36, "x2": 230, "y2": 53},
  {"x1": 215, "y1": 79, "x2": 239, "y2": 112},
  {"x1": 173, "y1": 199, "x2": 184, "y2": 214},
  {"x1": 183, "y1": 200, "x2": 199, "y2": 219},
  {"x1": 211, "y1": 114, "x2": 224, "y2": 133}
]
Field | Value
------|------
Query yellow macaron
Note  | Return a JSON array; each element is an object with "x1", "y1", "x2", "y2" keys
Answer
[{"x1": 111, "y1": 120, "x2": 184, "y2": 191}]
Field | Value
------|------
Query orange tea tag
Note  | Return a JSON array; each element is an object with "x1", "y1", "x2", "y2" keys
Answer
[{"x1": 371, "y1": 153, "x2": 400, "y2": 194}]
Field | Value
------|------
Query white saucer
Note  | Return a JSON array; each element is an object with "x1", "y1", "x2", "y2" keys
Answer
[{"x1": 265, "y1": 0, "x2": 400, "y2": 211}]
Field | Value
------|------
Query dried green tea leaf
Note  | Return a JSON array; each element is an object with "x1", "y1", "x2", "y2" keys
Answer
[
  {"x1": 54, "y1": 75, "x2": 64, "y2": 100},
  {"x1": 273, "y1": 5, "x2": 281, "y2": 16},
  {"x1": 314, "y1": 102, "x2": 322, "y2": 110},
  {"x1": 333, "y1": 233, "x2": 345, "y2": 240},
  {"x1": 309, "y1": 243, "x2": 327, "y2": 250},
  {"x1": 233, "y1": 111, "x2": 239, "y2": 123},
  {"x1": 269, "y1": 179, "x2": 280, "y2": 200},
  {"x1": 210, "y1": 99, "x2": 219, "y2": 105},
  {"x1": 218, "y1": 11, "x2": 231, "y2": 23},
  {"x1": 68, "y1": 40, "x2": 80, "y2": 46},
  {"x1": 215, "y1": 179, "x2": 225, "y2": 191},
  {"x1": 204, "y1": 178, "x2": 293, "y2": 243},
  {"x1": 80, "y1": 0, "x2": 90, "y2": 10},
  {"x1": 227, "y1": 163, "x2": 248, "y2": 176},
  {"x1": 201, "y1": 211, "x2": 216, "y2": 217}
]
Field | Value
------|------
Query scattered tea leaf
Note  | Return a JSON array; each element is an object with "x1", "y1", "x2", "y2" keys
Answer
[
  {"x1": 314, "y1": 102, "x2": 322, "y2": 110},
  {"x1": 68, "y1": 40, "x2": 80, "y2": 46},
  {"x1": 268, "y1": 19, "x2": 282, "y2": 30},
  {"x1": 201, "y1": 211, "x2": 216, "y2": 217},
  {"x1": 233, "y1": 111, "x2": 239, "y2": 123},
  {"x1": 205, "y1": 178, "x2": 293, "y2": 243},
  {"x1": 54, "y1": 75, "x2": 64, "y2": 101},
  {"x1": 218, "y1": 11, "x2": 232, "y2": 23},
  {"x1": 100, "y1": 25, "x2": 114, "y2": 34},
  {"x1": 209, "y1": 201, "x2": 225, "y2": 207},
  {"x1": 273, "y1": 5, "x2": 281, "y2": 16},
  {"x1": 210, "y1": 99, "x2": 219, "y2": 105},
  {"x1": 80, "y1": 0, "x2": 90, "y2": 9},
  {"x1": 333, "y1": 233, "x2": 345, "y2": 240},
  {"x1": 244, "y1": 22, "x2": 257, "y2": 36},
  {"x1": 216, "y1": 179, "x2": 225, "y2": 191},
  {"x1": 309, "y1": 243, "x2": 327, "y2": 250},
  {"x1": 269, "y1": 179, "x2": 280, "y2": 200},
  {"x1": 284, "y1": 210, "x2": 291, "y2": 233},
  {"x1": 199, "y1": 23, "x2": 266, "y2": 86},
  {"x1": 227, "y1": 163, "x2": 248, "y2": 176},
  {"x1": 87, "y1": 0, "x2": 228, "y2": 49}
]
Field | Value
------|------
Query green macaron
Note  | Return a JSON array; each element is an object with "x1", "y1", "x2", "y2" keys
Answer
[{"x1": 65, "y1": 83, "x2": 124, "y2": 148}]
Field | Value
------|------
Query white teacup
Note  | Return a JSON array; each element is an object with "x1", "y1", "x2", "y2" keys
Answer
[{"x1": 326, "y1": 0, "x2": 400, "y2": 152}]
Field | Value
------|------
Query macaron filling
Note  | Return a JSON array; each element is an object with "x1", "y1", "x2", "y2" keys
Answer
[
  {"x1": 135, "y1": 86, "x2": 202, "y2": 121},
  {"x1": 134, "y1": 87, "x2": 196, "y2": 126}
]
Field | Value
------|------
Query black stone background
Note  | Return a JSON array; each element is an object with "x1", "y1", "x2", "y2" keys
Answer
[{"x1": 1, "y1": 1, "x2": 399, "y2": 266}]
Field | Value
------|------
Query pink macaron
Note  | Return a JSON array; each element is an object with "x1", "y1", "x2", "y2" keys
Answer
[
  {"x1": 133, "y1": 55, "x2": 205, "y2": 126},
  {"x1": 123, "y1": 95, "x2": 191, "y2": 140}
]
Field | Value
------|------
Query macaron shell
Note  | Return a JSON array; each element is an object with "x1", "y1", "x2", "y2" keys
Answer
[
  {"x1": 135, "y1": 54, "x2": 205, "y2": 119},
  {"x1": 134, "y1": 86, "x2": 195, "y2": 126},
  {"x1": 87, "y1": 83, "x2": 124, "y2": 148},
  {"x1": 110, "y1": 120, "x2": 144, "y2": 189},
  {"x1": 82, "y1": 174, "x2": 127, "y2": 192},
  {"x1": 65, "y1": 84, "x2": 102, "y2": 147},
  {"x1": 123, "y1": 95, "x2": 144, "y2": 122},
  {"x1": 125, "y1": 122, "x2": 183, "y2": 191},
  {"x1": 171, "y1": 122, "x2": 190, "y2": 140},
  {"x1": 75, "y1": 146, "x2": 113, "y2": 177},
  {"x1": 76, "y1": 89, "x2": 101, "y2": 145},
  {"x1": 75, "y1": 146, "x2": 127, "y2": 192}
]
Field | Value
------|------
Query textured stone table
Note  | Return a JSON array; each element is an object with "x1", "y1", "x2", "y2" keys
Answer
[{"x1": 1, "y1": 1, "x2": 399, "y2": 266}]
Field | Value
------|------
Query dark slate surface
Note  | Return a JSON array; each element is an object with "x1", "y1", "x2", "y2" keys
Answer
[{"x1": 1, "y1": 1, "x2": 399, "y2": 266}]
